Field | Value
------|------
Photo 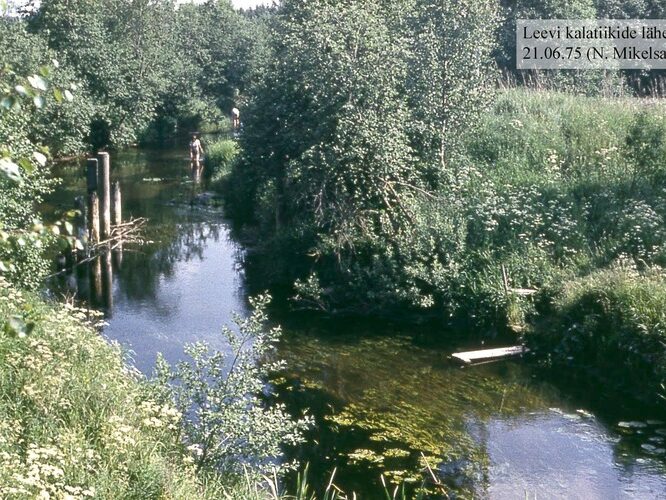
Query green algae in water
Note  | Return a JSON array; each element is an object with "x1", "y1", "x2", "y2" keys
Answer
[{"x1": 275, "y1": 330, "x2": 563, "y2": 497}]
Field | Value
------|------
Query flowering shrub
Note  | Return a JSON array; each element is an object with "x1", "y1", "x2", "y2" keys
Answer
[{"x1": 0, "y1": 278, "x2": 225, "y2": 499}]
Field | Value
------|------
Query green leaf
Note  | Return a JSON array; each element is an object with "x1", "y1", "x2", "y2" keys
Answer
[
  {"x1": 18, "y1": 157, "x2": 34, "y2": 173},
  {"x1": 53, "y1": 87, "x2": 63, "y2": 103},
  {"x1": 39, "y1": 65, "x2": 51, "y2": 78}
]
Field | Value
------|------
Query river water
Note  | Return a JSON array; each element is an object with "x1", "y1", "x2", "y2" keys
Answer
[{"x1": 45, "y1": 147, "x2": 666, "y2": 499}]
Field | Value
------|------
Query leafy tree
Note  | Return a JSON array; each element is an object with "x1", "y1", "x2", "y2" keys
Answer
[
  {"x1": 28, "y1": 0, "x2": 183, "y2": 147},
  {"x1": 407, "y1": 0, "x2": 500, "y2": 173},
  {"x1": 235, "y1": 0, "x2": 501, "y2": 314},
  {"x1": 0, "y1": 20, "x2": 95, "y2": 155}
]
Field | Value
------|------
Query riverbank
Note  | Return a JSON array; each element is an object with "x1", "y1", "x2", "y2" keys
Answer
[
  {"x1": 0, "y1": 276, "x2": 316, "y2": 499},
  {"x1": 225, "y1": 88, "x2": 666, "y2": 410},
  {"x1": 0, "y1": 278, "x2": 231, "y2": 498},
  {"x1": 472, "y1": 90, "x2": 666, "y2": 411},
  {"x1": 530, "y1": 266, "x2": 666, "y2": 410}
]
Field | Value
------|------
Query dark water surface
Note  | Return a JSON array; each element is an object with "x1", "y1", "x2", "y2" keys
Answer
[{"x1": 45, "y1": 148, "x2": 666, "y2": 499}]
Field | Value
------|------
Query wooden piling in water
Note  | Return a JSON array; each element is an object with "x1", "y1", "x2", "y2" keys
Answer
[
  {"x1": 90, "y1": 255, "x2": 102, "y2": 306},
  {"x1": 86, "y1": 159, "x2": 98, "y2": 194},
  {"x1": 97, "y1": 152, "x2": 111, "y2": 239},
  {"x1": 74, "y1": 195, "x2": 87, "y2": 261},
  {"x1": 101, "y1": 247, "x2": 113, "y2": 315},
  {"x1": 113, "y1": 246, "x2": 123, "y2": 270},
  {"x1": 112, "y1": 181, "x2": 122, "y2": 227},
  {"x1": 88, "y1": 192, "x2": 100, "y2": 243}
]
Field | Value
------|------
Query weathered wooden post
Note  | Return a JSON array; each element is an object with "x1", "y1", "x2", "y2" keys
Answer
[
  {"x1": 112, "y1": 181, "x2": 122, "y2": 227},
  {"x1": 101, "y1": 247, "x2": 113, "y2": 316},
  {"x1": 90, "y1": 255, "x2": 102, "y2": 306},
  {"x1": 86, "y1": 158, "x2": 99, "y2": 249},
  {"x1": 88, "y1": 192, "x2": 100, "y2": 244},
  {"x1": 113, "y1": 244, "x2": 123, "y2": 270},
  {"x1": 97, "y1": 152, "x2": 111, "y2": 239},
  {"x1": 86, "y1": 158, "x2": 98, "y2": 194},
  {"x1": 111, "y1": 181, "x2": 123, "y2": 269},
  {"x1": 74, "y1": 195, "x2": 87, "y2": 261}
]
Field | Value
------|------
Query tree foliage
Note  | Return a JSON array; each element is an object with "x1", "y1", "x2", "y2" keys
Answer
[
  {"x1": 0, "y1": 58, "x2": 79, "y2": 288},
  {"x1": 234, "y1": 0, "x2": 500, "y2": 314}
]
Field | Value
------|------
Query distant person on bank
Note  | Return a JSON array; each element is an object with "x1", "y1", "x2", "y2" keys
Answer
[{"x1": 231, "y1": 107, "x2": 240, "y2": 130}]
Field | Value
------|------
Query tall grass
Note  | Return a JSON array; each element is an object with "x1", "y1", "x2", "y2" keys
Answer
[
  {"x1": 532, "y1": 266, "x2": 666, "y2": 407},
  {"x1": 463, "y1": 89, "x2": 666, "y2": 407},
  {"x1": 206, "y1": 138, "x2": 240, "y2": 187},
  {"x1": 456, "y1": 89, "x2": 666, "y2": 324}
]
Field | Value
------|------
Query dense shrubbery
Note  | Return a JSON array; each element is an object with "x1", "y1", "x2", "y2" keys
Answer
[
  {"x1": 0, "y1": 279, "x2": 223, "y2": 498},
  {"x1": 231, "y1": 0, "x2": 666, "y2": 323},
  {"x1": 531, "y1": 266, "x2": 666, "y2": 407},
  {"x1": 0, "y1": 281, "x2": 310, "y2": 498},
  {"x1": 234, "y1": 63, "x2": 666, "y2": 326},
  {"x1": 232, "y1": 0, "x2": 500, "y2": 318}
]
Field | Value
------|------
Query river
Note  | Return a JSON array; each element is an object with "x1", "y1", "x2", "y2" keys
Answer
[{"x1": 44, "y1": 147, "x2": 666, "y2": 499}]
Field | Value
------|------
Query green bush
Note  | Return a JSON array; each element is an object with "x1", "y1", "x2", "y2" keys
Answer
[
  {"x1": 531, "y1": 266, "x2": 666, "y2": 407},
  {"x1": 153, "y1": 294, "x2": 311, "y2": 478},
  {"x1": 206, "y1": 139, "x2": 240, "y2": 186}
]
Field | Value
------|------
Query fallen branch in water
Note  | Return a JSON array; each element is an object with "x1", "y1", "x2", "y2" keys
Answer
[{"x1": 44, "y1": 217, "x2": 149, "y2": 281}]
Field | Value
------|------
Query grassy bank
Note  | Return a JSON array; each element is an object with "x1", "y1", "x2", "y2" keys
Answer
[
  {"x1": 460, "y1": 89, "x2": 666, "y2": 322},
  {"x1": 529, "y1": 266, "x2": 666, "y2": 409},
  {"x1": 0, "y1": 278, "x2": 231, "y2": 498},
  {"x1": 466, "y1": 90, "x2": 666, "y2": 407},
  {"x1": 206, "y1": 138, "x2": 240, "y2": 188}
]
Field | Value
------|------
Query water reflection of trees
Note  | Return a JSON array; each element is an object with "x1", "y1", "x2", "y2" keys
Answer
[{"x1": 114, "y1": 222, "x2": 226, "y2": 303}]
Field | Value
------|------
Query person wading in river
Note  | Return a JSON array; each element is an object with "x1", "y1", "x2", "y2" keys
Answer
[{"x1": 189, "y1": 134, "x2": 204, "y2": 163}]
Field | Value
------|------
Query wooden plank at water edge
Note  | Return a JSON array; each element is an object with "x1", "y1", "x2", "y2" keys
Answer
[{"x1": 451, "y1": 345, "x2": 528, "y2": 365}]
